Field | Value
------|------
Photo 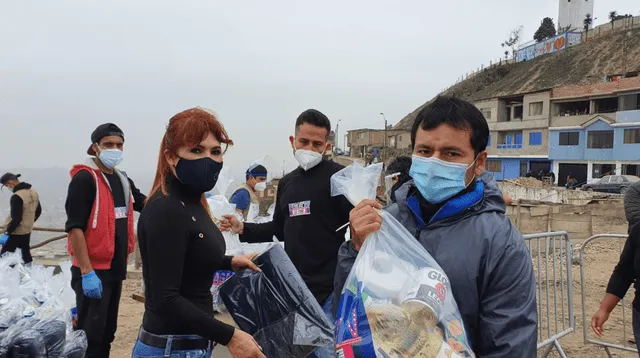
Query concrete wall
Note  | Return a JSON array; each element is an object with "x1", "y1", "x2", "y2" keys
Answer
[
  {"x1": 618, "y1": 109, "x2": 640, "y2": 123},
  {"x1": 487, "y1": 128, "x2": 549, "y2": 157},
  {"x1": 498, "y1": 181, "x2": 614, "y2": 205},
  {"x1": 550, "y1": 114, "x2": 592, "y2": 128},
  {"x1": 506, "y1": 202, "x2": 627, "y2": 241},
  {"x1": 524, "y1": 91, "x2": 552, "y2": 121}
]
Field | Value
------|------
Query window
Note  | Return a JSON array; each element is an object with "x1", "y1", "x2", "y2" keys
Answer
[
  {"x1": 624, "y1": 128, "x2": 640, "y2": 144},
  {"x1": 529, "y1": 102, "x2": 543, "y2": 116},
  {"x1": 487, "y1": 135, "x2": 491, "y2": 147},
  {"x1": 529, "y1": 132, "x2": 543, "y2": 145},
  {"x1": 587, "y1": 130, "x2": 614, "y2": 148},
  {"x1": 358, "y1": 132, "x2": 366, "y2": 140},
  {"x1": 481, "y1": 108, "x2": 492, "y2": 120},
  {"x1": 559, "y1": 132, "x2": 579, "y2": 146},
  {"x1": 486, "y1": 160, "x2": 502, "y2": 172},
  {"x1": 515, "y1": 134, "x2": 523, "y2": 145}
]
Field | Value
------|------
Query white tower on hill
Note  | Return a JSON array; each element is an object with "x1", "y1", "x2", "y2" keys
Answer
[{"x1": 558, "y1": 0, "x2": 595, "y2": 31}]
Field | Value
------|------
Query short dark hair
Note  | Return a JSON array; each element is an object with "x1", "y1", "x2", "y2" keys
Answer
[
  {"x1": 411, "y1": 96, "x2": 489, "y2": 155},
  {"x1": 295, "y1": 109, "x2": 331, "y2": 137},
  {"x1": 386, "y1": 156, "x2": 412, "y2": 187}
]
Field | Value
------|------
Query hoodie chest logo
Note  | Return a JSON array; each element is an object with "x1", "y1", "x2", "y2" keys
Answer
[
  {"x1": 289, "y1": 201, "x2": 311, "y2": 217},
  {"x1": 115, "y1": 206, "x2": 128, "y2": 219}
]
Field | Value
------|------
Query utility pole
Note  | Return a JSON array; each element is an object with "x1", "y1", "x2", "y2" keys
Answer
[
  {"x1": 380, "y1": 113, "x2": 387, "y2": 161},
  {"x1": 335, "y1": 119, "x2": 342, "y2": 154}
]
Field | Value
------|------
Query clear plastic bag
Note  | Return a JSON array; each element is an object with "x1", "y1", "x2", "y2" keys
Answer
[
  {"x1": 331, "y1": 162, "x2": 475, "y2": 358},
  {"x1": 220, "y1": 243, "x2": 333, "y2": 358},
  {"x1": 208, "y1": 167, "x2": 242, "y2": 256}
]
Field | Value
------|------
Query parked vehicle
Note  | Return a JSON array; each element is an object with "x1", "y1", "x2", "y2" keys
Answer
[{"x1": 582, "y1": 175, "x2": 640, "y2": 194}]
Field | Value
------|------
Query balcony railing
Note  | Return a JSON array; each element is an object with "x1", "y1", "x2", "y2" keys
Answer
[{"x1": 497, "y1": 144, "x2": 523, "y2": 149}]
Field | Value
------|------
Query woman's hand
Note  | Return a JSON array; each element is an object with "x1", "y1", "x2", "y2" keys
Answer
[
  {"x1": 231, "y1": 253, "x2": 261, "y2": 272},
  {"x1": 221, "y1": 214, "x2": 244, "y2": 234},
  {"x1": 227, "y1": 329, "x2": 265, "y2": 358},
  {"x1": 591, "y1": 309, "x2": 610, "y2": 337}
]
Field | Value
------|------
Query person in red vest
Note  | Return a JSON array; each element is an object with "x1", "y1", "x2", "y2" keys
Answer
[{"x1": 64, "y1": 123, "x2": 147, "y2": 357}]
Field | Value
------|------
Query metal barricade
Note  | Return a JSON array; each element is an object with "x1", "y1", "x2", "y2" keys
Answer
[
  {"x1": 523, "y1": 232, "x2": 575, "y2": 358},
  {"x1": 579, "y1": 234, "x2": 636, "y2": 357}
]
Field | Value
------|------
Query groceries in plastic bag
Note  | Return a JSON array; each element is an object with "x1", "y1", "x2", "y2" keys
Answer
[
  {"x1": 331, "y1": 162, "x2": 475, "y2": 358},
  {"x1": 62, "y1": 330, "x2": 88, "y2": 358},
  {"x1": 220, "y1": 243, "x2": 333, "y2": 358},
  {"x1": 207, "y1": 167, "x2": 242, "y2": 313},
  {"x1": 0, "y1": 251, "x2": 88, "y2": 358}
]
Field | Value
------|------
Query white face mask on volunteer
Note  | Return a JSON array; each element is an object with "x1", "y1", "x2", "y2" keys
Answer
[
  {"x1": 294, "y1": 149, "x2": 324, "y2": 171},
  {"x1": 254, "y1": 181, "x2": 267, "y2": 192}
]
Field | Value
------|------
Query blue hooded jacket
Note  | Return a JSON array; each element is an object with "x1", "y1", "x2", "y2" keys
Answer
[{"x1": 333, "y1": 171, "x2": 537, "y2": 357}]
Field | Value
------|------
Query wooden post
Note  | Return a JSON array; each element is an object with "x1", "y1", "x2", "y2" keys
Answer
[
  {"x1": 134, "y1": 234, "x2": 142, "y2": 270},
  {"x1": 515, "y1": 200, "x2": 522, "y2": 230}
]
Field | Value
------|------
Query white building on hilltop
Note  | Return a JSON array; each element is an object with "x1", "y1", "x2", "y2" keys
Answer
[{"x1": 558, "y1": 0, "x2": 594, "y2": 31}]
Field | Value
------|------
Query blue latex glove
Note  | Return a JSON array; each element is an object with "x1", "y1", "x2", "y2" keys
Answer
[
  {"x1": 82, "y1": 271, "x2": 103, "y2": 299},
  {"x1": 0, "y1": 233, "x2": 8, "y2": 246}
]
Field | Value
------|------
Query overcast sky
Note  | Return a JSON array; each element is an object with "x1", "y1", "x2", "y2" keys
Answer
[{"x1": 1, "y1": 0, "x2": 637, "y2": 183}]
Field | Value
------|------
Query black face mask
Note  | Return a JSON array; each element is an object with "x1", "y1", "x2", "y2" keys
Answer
[{"x1": 175, "y1": 157, "x2": 223, "y2": 193}]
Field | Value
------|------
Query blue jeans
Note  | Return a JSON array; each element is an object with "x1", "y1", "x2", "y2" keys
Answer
[
  {"x1": 633, "y1": 308, "x2": 640, "y2": 353},
  {"x1": 131, "y1": 328, "x2": 212, "y2": 358},
  {"x1": 311, "y1": 293, "x2": 335, "y2": 358}
]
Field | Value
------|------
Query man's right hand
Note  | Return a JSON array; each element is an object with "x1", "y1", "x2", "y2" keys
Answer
[
  {"x1": 226, "y1": 329, "x2": 265, "y2": 358},
  {"x1": 81, "y1": 271, "x2": 103, "y2": 299},
  {"x1": 221, "y1": 214, "x2": 244, "y2": 234},
  {"x1": 350, "y1": 199, "x2": 383, "y2": 251}
]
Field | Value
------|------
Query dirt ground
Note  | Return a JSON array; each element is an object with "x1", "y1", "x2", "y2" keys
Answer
[{"x1": 110, "y1": 237, "x2": 638, "y2": 358}]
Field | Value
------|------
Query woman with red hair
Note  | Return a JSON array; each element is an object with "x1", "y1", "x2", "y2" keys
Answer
[{"x1": 133, "y1": 107, "x2": 265, "y2": 358}]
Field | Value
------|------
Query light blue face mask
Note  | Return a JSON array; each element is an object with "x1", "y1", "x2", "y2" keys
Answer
[
  {"x1": 98, "y1": 148, "x2": 124, "y2": 169},
  {"x1": 409, "y1": 155, "x2": 477, "y2": 204}
]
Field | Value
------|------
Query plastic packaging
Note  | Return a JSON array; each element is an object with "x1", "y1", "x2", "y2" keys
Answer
[
  {"x1": 220, "y1": 243, "x2": 333, "y2": 358},
  {"x1": 62, "y1": 330, "x2": 88, "y2": 358},
  {"x1": 208, "y1": 167, "x2": 242, "y2": 313},
  {"x1": 0, "y1": 255, "x2": 86, "y2": 358},
  {"x1": 331, "y1": 162, "x2": 475, "y2": 358}
]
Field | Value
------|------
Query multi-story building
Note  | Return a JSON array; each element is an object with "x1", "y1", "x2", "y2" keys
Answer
[
  {"x1": 347, "y1": 128, "x2": 405, "y2": 158},
  {"x1": 477, "y1": 90, "x2": 553, "y2": 181},
  {"x1": 548, "y1": 77, "x2": 640, "y2": 186}
]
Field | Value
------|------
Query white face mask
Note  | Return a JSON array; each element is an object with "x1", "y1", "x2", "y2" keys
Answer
[
  {"x1": 254, "y1": 181, "x2": 267, "y2": 192},
  {"x1": 294, "y1": 149, "x2": 324, "y2": 171}
]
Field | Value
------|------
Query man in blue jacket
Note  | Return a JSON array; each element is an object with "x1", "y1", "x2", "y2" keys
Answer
[{"x1": 337, "y1": 96, "x2": 537, "y2": 357}]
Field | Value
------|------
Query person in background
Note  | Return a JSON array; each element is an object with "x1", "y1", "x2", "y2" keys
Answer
[
  {"x1": 133, "y1": 107, "x2": 264, "y2": 358},
  {"x1": 230, "y1": 164, "x2": 268, "y2": 221},
  {"x1": 384, "y1": 156, "x2": 412, "y2": 204},
  {"x1": 338, "y1": 96, "x2": 537, "y2": 356},
  {"x1": 592, "y1": 222, "x2": 640, "y2": 352},
  {"x1": 0, "y1": 173, "x2": 42, "y2": 264},
  {"x1": 221, "y1": 109, "x2": 353, "y2": 358},
  {"x1": 65, "y1": 123, "x2": 147, "y2": 357}
]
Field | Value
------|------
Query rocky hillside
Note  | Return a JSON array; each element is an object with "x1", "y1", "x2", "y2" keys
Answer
[{"x1": 395, "y1": 28, "x2": 640, "y2": 130}]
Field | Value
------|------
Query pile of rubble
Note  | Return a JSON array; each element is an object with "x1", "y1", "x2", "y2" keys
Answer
[{"x1": 508, "y1": 177, "x2": 544, "y2": 188}]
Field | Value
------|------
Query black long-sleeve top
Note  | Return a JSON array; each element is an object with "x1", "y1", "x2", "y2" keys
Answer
[
  {"x1": 6, "y1": 182, "x2": 42, "y2": 234},
  {"x1": 138, "y1": 174, "x2": 235, "y2": 345},
  {"x1": 240, "y1": 160, "x2": 353, "y2": 305},
  {"x1": 606, "y1": 223, "x2": 640, "y2": 309}
]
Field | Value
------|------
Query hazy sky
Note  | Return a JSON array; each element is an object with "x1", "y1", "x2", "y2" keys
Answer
[{"x1": 1, "y1": 0, "x2": 637, "y2": 183}]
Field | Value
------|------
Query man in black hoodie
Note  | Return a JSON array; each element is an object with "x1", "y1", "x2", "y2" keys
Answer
[{"x1": 1, "y1": 173, "x2": 43, "y2": 264}]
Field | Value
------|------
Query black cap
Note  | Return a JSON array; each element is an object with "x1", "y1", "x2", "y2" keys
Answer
[
  {"x1": 87, "y1": 123, "x2": 125, "y2": 155},
  {"x1": 0, "y1": 173, "x2": 21, "y2": 186},
  {"x1": 246, "y1": 164, "x2": 268, "y2": 178}
]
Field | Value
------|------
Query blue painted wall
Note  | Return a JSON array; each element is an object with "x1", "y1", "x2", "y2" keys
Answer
[
  {"x1": 549, "y1": 118, "x2": 640, "y2": 161},
  {"x1": 486, "y1": 158, "x2": 548, "y2": 181}
]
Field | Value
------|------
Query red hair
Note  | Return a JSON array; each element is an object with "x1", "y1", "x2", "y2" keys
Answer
[{"x1": 148, "y1": 107, "x2": 233, "y2": 209}]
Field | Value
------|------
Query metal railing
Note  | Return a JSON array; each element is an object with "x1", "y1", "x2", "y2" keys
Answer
[
  {"x1": 523, "y1": 231, "x2": 574, "y2": 358},
  {"x1": 579, "y1": 234, "x2": 636, "y2": 357}
]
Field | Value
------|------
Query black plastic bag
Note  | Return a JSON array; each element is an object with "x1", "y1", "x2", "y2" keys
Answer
[
  {"x1": 62, "y1": 330, "x2": 88, "y2": 358},
  {"x1": 10, "y1": 329, "x2": 46, "y2": 358},
  {"x1": 220, "y1": 244, "x2": 333, "y2": 358}
]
